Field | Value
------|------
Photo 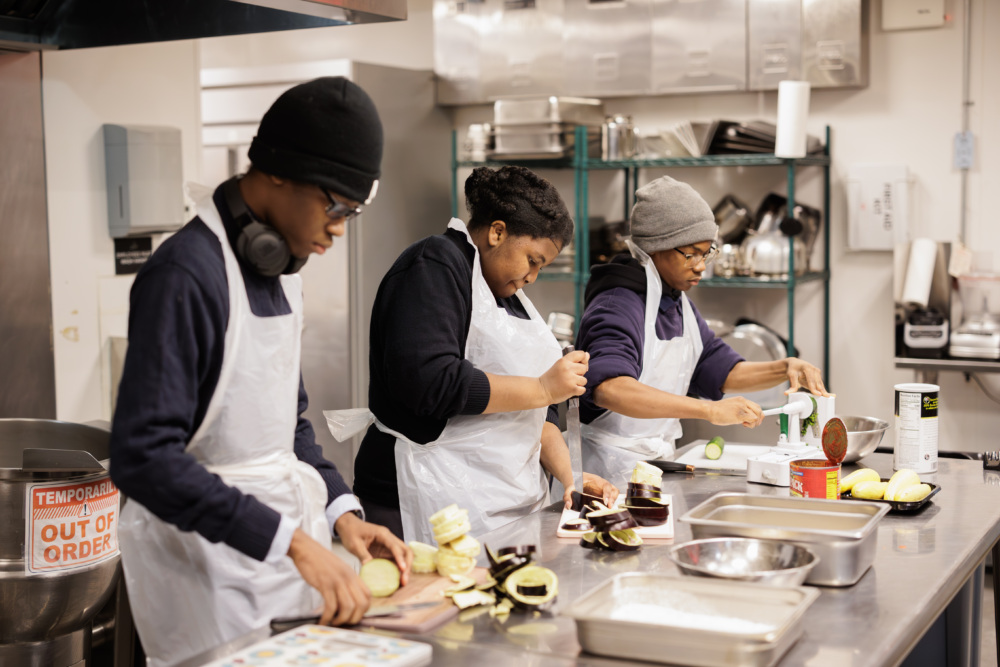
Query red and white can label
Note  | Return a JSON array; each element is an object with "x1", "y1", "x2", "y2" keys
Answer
[
  {"x1": 790, "y1": 459, "x2": 841, "y2": 499},
  {"x1": 24, "y1": 475, "x2": 120, "y2": 575}
]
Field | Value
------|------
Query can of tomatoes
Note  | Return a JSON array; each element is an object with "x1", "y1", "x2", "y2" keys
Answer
[{"x1": 789, "y1": 459, "x2": 841, "y2": 499}]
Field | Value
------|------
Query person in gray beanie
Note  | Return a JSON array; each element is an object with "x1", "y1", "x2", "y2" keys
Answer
[
  {"x1": 574, "y1": 176, "x2": 828, "y2": 485},
  {"x1": 110, "y1": 77, "x2": 410, "y2": 667}
]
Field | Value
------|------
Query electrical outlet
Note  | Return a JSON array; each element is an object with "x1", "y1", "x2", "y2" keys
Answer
[{"x1": 954, "y1": 131, "x2": 975, "y2": 170}]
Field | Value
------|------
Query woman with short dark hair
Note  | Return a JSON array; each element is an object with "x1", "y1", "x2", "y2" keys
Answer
[{"x1": 353, "y1": 165, "x2": 617, "y2": 543}]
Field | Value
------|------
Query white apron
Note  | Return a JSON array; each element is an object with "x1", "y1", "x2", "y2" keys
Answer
[
  {"x1": 384, "y1": 218, "x2": 561, "y2": 545},
  {"x1": 118, "y1": 196, "x2": 331, "y2": 667},
  {"x1": 580, "y1": 240, "x2": 703, "y2": 488}
]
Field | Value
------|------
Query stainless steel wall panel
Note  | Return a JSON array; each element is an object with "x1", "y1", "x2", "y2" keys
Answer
[
  {"x1": 434, "y1": 0, "x2": 487, "y2": 104},
  {"x1": 651, "y1": 0, "x2": 747, "y2": 94},
  {"x1": 480, "y1": 0, "x2": 565, "y2": 100},
  {"x1": 802, "y1": 0, "x2": 867, "y2": 88},
  {"x1": 0, "y1": 52, "x2": 56, "y2": 419},
  {"x1": 748, "y1": 0, "x2": 801, "y2": 90},
  {"x1": 563, "y1": 0, "x2": 652, "y2": 97}
]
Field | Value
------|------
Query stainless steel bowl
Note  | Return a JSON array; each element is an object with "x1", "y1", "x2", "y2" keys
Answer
[
  {"x1": 840, "y1": 416, "x2": 889, "y2": 464},
  {"x1": 667, "y1": 537, "x2": 819, "y2": 587}
]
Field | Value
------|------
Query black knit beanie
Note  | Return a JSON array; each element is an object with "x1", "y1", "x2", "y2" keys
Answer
[{"x1": 248, "y1": 77, "x2": 383, "y2": 204}]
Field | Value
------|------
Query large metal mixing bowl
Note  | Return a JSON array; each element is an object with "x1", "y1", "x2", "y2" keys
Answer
[
  {"x1": 0, "y1": 419, "x2": 121, "y2": 648},
  {"x1": 840, "y1": 416, "x2": 889, "y2": 464},
  {"x1": 667, "y1": 537, "x2": 819, "y2": 587}
]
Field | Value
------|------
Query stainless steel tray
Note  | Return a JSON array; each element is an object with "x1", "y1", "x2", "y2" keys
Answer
[
  {"x1": 493, "y1": 96, "x2": 604, "y2": 126},
  {"x1": 680, "y1": 493, "x2": 890, "y2": 587},
  {"x1": 563, "y1": 573, "x2": 819, "y2": 667}
]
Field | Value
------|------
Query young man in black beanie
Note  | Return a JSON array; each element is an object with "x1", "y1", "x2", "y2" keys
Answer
[{"x1": 109, "y1": 77, "x2": 411, "y2": 667}]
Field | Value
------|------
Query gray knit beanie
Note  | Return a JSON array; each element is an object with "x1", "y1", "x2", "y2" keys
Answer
[{"x1": 629, "y1": 176, "x2": 718, "y2": 255}]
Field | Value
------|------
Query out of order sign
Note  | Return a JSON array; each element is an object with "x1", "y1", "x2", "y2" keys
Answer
[{"x1": 25, "y1": 475, "x2": 121, "y2": 574}]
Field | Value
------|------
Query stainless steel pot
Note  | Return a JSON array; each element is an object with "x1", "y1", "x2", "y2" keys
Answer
[
  {"x1": 601, "y1": 115, "x2": 636, "y2": 160},
  {"x1": 0, "y1": 419, "x2": 121, "y2": 667}
]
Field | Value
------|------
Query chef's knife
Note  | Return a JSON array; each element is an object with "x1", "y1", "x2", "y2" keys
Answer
[
  {"x1": 646, "y1": 460, "x2": 746, "y2": 477},
  {"x1": 270, "y1": 601, "x2": 443, "y2": 633},
  {"x1": 562, "y1": 345, "x2": 585, "y2": 501}
]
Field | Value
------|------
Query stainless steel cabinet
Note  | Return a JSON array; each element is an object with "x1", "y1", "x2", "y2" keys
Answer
[
  {"x1": 480, "y1": 0, "x2": 566, "y2": 100},
  {"x1": 802, "y1": 0, "x2": 868, "y2": 88},
  {"x1": 563, "y1": 0, "x2": 652, "y2": 97},
  {"x1": 748, "y1": 0, "x2": 802, "y2": 90},
  {"x1": 432, "y1": 0, "x2": 867, "y2": 102},
  {"x1": 434, "y1": 0, "x2": 487, "y2": 104},
  {"x1": 651, "y1": 0, "x2": 747, "y2": 94}
]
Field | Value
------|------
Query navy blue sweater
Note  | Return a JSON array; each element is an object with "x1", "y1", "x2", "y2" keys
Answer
[
  {"x1": 109, "y1": 186, "x2": 352, "y2": 562},
  {"x1": 576, "y1": 254, "x2": 744, "y2": 424},
  {"x1": 353, "y1": 228, "x2": 558, "y2": 509}
]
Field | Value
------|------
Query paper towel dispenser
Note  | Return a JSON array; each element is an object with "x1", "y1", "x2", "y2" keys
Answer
[{"x1": 103, "y1": 124, "x2": 185, "y2": 238}]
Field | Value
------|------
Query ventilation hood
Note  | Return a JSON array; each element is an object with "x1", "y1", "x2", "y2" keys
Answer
[{"x1": 0, "y1": 0, "x2": 407, "y2": 51}]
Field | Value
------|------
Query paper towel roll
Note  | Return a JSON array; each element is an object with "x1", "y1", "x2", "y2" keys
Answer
[
  {"x1": 902, "y1": 238, "x2": 938, "y2": 308},
  {"x1": 775, "y1": 81, "x2": 811, "y2": 158}
]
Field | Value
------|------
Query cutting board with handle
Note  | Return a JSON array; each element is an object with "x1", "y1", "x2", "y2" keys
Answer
[{"x1": 361, "y1": 567, "x2": 491, "y2": 634}]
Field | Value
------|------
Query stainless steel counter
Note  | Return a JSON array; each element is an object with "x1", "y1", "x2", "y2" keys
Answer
[{"x1": 183, "y1": 453, "x2": 1000, "y2": 667}]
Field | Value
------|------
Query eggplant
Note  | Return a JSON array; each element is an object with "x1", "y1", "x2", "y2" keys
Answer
[
  {"x1": 560, "y1": 518, "x2": 592, "y2": 532},
  {"x1": 586, "y1": 508, "x2": 637, "y2": 532},
  {"x1": 624, "y1": 504, "x2": 669, "y2": 526},
  {"x1": 497, "y1": 545, "x2": 537, "y2": 558},
  {"x1": 605, "y1": 529, "x2": 643, "y2": 552},
  {"x1": 625, "y1": 495, "x2": 669, "y2": 509}
]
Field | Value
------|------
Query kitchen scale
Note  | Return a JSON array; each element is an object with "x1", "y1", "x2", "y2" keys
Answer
[
  {"x1": 949, "y1": 273, "x2": 1000, "y2": 360},
  {"x1": 746, "y1": 393, "x2": 837, "y2": 487}
]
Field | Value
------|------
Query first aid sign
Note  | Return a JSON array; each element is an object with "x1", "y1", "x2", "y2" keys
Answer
[{"x1": 25, "y1": 475, "x2": 120, "y2": 574}]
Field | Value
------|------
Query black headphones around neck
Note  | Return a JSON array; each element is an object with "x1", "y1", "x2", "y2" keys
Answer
[{"x1": 222, "y1": 176, "x2": 306, "y2": 278}]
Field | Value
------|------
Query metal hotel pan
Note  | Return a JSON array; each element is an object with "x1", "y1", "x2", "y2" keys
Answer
[
  {"x1": 680, "y1": 493, "x2": 890, "y2": 586},
  {"x1": 563, "y1": 573, "x2": 819, "y2": 667}
]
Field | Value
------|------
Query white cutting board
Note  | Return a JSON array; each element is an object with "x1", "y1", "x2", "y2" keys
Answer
[
  {"x1": 675, "y1": 439, "x2": 774, "y2": 472},
  {"x1": 555, "y1": 496, "x2": 674, "y2": 540}
]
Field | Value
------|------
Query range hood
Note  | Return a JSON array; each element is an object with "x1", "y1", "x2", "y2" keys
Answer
[{"x1": 0, "y1": 0, "x2": 407, "y2": 51}]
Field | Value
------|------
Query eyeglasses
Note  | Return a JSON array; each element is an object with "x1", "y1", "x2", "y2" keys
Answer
[
  {"x1": 321, "y1": 188, "x2": 363, "y2": 222},
  {"x1": 674, "y1": 245, "x2": 719, "y2": 267}
]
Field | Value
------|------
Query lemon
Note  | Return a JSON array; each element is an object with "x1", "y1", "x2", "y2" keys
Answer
[
  {"x1": 839, "y1": 468, "x2": 881, "y2": 494},
  {"x1": 851, "y1": 480, "x2": 889, "y2": 500},
  {"x1": 884, "y1": 469, "x2": 922, "y2": 501}
]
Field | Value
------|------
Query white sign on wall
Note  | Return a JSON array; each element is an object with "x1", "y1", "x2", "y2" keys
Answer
[
  {"x1": 846, "y1": 163, "x2": 911, "y2": 251},
  {"x1": 24, "y1": 475, "x2": 120, "y2": 574}
]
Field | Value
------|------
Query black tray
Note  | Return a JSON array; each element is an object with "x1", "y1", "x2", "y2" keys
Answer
[{"x1": 839, "y1": 480, "x2": 940, "y2": 513}]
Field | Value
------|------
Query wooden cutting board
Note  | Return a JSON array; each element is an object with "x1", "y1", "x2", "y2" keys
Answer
[{"x1": 360, "y1": 567, "x2": 491, "y2": 634}]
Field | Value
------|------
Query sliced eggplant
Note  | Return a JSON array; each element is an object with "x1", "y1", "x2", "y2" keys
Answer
[
  {"x1": 587, "y1": 508, "x2": 637, "y2": 532},
  {"x1": 626, "y1": 482, "x2": 662, "y2": 495},
  {"x1": 502, "y1": 565, "x2": 558, "y2": 612},
  {"x1": 497, "y1": 545, "x2": 537, "y2": 558},
  {"x1": 606, "y1": 529, "x2": 643, "y2": 552},
  {"x1": 570, "y1": 491, "x2": 604, "y2": 512},
  {"x1": 579, "y1": 531, "x2": 599, "y2": 549},
  {"x1": 625, "y1": 495, "x2": 669, "y2": 509},
  {"x1": 561, "y1": 518, "x2": 592, "y2": 532},
  {"x1": 624, "y1": 504, "x2": 669, "y2": 527}
]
